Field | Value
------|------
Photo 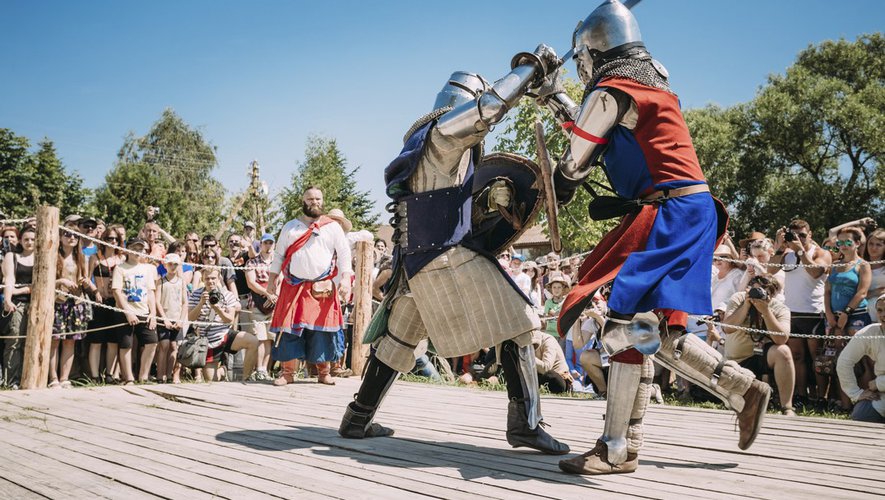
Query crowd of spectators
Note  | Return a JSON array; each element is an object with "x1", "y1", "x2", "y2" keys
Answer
[{"x1": 1, "y1": 209, "x2": 883, "y2": 424}]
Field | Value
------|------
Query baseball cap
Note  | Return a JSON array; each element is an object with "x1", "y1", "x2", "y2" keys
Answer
[
  {"x1": 244, "y1": 221, "x2": 256, "y2": 229},
  {"x1": 64, "y1": 214, "x2": 83, "y2": 225},
  {"x1": 260, "y1": 233, "x2": 275, "y2": 243},
  {"x1": 164, "y1": 253, "x2": 181, "y2": 265},
  {"x1": 126, "y1": 236, "x2": 147, "y2": 248},
  {"x1": 511, "y1": 253, "x2": 525, "y2": 262}
]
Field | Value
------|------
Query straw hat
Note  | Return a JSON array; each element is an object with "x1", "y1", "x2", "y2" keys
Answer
[
  {"x1": 713, "y1": 243, "x2": 738, "y2": 261},
  {"x1": 738, "y1": 231, "x2": 767, "y2": 250},
  {"x1": 545, "y1": 272, "x2": 571, "y2": 291},
  {"x1": 326, "y1": 209, "x2": 352, "y2": 233}
]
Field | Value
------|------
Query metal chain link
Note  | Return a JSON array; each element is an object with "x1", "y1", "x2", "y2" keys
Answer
[
  {"x1": 714, "y1": 255, "x2": 885, "y2": 269},
  {"x1": 689, "y1": 314, "x2": 885, "y2": 340}
]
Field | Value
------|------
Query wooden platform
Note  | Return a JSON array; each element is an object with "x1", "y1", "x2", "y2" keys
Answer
[{"x1": 0, "y1": 379, "x2": 882, "y2": 499}]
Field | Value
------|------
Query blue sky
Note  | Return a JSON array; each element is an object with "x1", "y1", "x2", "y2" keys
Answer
[{"x1": 1, "y1": 0, "x2": 881, "y2": 215}]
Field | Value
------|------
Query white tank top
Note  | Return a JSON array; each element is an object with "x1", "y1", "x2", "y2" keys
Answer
[{"x1": 783, "y1": 246, "x2": 826, "y2": 314}]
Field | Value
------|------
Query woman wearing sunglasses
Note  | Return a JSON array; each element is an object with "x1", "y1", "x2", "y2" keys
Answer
[
  {"x1": 825, "y1": 227, "x2": 872, "y2": 336},
  {"x1": 85, "y1": 225, "x2": 127, "y2": 383}
]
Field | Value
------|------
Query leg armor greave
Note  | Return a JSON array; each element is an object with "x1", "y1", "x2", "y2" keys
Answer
[
  {"x1": 600, "y1": 359, "x2": 643, "y2": 465},
  {"x1": 654, "y1": 328, "x2": 755, "y2": 412},
  {"x1": 500, "y1": 340, "x2": 542, "y2": 428},
  {"x1": 500, "y1": 339, "x2": 569, "y2": 455},
  {"x1": 339, "y1": 355, "x2": 398, "y2": 439},
  {"x1": 626, "y1": 357, "x2": 654, "y2": 455}
]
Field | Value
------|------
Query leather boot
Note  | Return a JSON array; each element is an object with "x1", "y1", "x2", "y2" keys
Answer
[
  {"x1": 339, "y1": 401, "x2": 395, "y2": 439},
  {"x1": 559, "y1": 440, "x2": 638, "y2": 475},
  {"x1": 506, "y1": 399, "x2": 570, "y2": 455},
  {"x1": 317, "y1": 362, "x2": 336, "y2": 385},
  {"x1": 737, "y1": 379, "x2": 771, "y2": 450},
  {"x1": 273, "y1": 360, "x2": 297, "y2": 386}
]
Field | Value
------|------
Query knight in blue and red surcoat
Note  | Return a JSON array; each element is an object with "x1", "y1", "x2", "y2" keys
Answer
[{"x1": 534, "y1": 0, "x2": 773, "y2": 476}]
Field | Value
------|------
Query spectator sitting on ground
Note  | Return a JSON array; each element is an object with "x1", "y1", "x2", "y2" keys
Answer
[
  {"x1": 739, "y1": 237, "x2": 785, "y2": 302},
  {"x1": 836, "y1": 294, "x2": 885, "y2": 423},
  {"x1": 112, "y1": 236, "x2": 158, "y2": 384},
  {"x1": 531, "y1": 329, "x2": 573, "y2": 394},
  {"x1": 187, "y1": 268, "x2": 257, "y2": 381},
  {"x1": 723, "y1": 273, "x2": 795, "y2": 415}
]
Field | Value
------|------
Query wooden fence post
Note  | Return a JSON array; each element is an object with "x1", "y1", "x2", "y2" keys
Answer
[
  {"x1": 20, "y1": 206, "x2": 59, "y2": 390},
  {"x1": 350, "y1": 240, "x2": 374, "y2": 377}
]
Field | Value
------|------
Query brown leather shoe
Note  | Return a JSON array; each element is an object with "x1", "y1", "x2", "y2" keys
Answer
[
  {"x1": 559, "y1": 440, "x2": 638, "y2": 475},
  {"x1": 737, "y1": 379, "x2": 771, "y2": 450}
]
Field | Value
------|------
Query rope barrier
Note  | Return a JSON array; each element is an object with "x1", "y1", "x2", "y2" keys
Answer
[
  {"x1": 55, "y1": 290, "x2": 270, "y2": 327},
  {"x1": 63, "y1": 227, "x2": 267, "y2": 271},
  {"x1": 0, "y1": 322, "x2": 130, "y2": 340},
  {"x1": 0, "y1": 218, "x2": 35, "y2": 225}
]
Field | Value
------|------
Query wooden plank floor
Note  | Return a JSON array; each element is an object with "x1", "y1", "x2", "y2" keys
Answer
[{"x1": 0, "y1": 378, "x2": 882, "y2": 499}]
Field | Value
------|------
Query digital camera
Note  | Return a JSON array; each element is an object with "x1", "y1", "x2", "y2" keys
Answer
[{"x1": 208, "y1": 289, "x2": 223, "y2": 305}]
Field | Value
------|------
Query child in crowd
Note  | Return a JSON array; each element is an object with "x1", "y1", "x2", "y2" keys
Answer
[
  {"x1": 156, "y1": 253, "x2": 187, "y2": 384},
  {"x1": 543, "y1": 273, "x2": 571, "y2": 354}
]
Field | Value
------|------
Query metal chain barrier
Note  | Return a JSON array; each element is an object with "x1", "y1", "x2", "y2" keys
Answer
[
  {"x1": 714, "y1": 255, "x2": 885, "y2": 269},
  {"x1": 689, "y1": 314, "x2": 885, "y2": 340}
]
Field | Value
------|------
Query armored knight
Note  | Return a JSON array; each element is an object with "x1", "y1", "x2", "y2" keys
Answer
[
  {"x1": 533, "y1": 0, "x2": 772, "y2": 474},
  {"x1": 337, "y1": 45, "x2": 569, "y2": 455}
]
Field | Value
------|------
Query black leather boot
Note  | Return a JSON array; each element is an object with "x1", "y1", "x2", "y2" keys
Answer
[
  {"x1": 338, "y1": 355, "x2": 398, "y2": 439},
  {"x1": 506, "y1": 398, "x2": 570, "y2": 455},
  {"x1": 339, "y1": 401, "x2": 395, "y2": 439}
]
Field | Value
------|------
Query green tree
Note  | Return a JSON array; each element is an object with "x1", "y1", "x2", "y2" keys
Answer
[
  {"x1": 92, "y1": 109, "x2": 227, "y2": 236},
  {"x1": 0, "y1": 129, "x2": 89, "y2": 218},
  {"x1": 280, "y1": 135, "x2": 378, "y2": 230},
  {"x1": 688, "y1": 33, "x2": 884, "y2": 239},
  {"x1": 497, "y1": 76, "x2": 617, "y2": 253}
]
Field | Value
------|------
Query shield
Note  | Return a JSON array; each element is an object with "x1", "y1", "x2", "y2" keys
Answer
[{"x1": 469, "y1": 152, "x2": 544, "y2": 256}]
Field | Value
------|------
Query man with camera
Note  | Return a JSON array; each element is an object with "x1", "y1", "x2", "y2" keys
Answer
[
  {"x1": 722, "y1": 274, "x2": 796, "y2": 415},
  {"x1": 188, "y1": 268, "x2": 258, "y2": 381},
  {"x1": 769, "y1": 219, "x2": 831, "y2": 410}
]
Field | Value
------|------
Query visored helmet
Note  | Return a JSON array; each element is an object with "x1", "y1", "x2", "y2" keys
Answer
[
  {"x1": 572, "y1": 0, "x2": 644, "y2": 84},
  {"x1": 432, "y1": 71, "x2": 489, "y2": 111}
]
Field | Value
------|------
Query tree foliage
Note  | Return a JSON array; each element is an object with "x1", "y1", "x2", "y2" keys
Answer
[
  {"x1": 688, "y1": 33, "x2": 883, "y2": 239},
  {"x1": 497, "y1": 76, "x2": 617, "y2": 253},
  {"x1": 280, "y1": 136, "x2": 378, "y2": 230},
  {"x1": 92, "y1": 109, "x2": 227, "y2": 236},
  {"x1": 0, "y1": 129, "x2": 89, "y2": 218}
]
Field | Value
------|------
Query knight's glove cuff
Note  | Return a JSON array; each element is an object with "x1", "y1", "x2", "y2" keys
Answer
[
  {"x1": 535, "y1": 68, "x2": 566, "y2": 104},
  {"x1": 553, "y1": 168, "x2": 580, "y2": 206}
]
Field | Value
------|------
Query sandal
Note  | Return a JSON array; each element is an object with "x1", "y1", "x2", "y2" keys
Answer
[
  {"x1": 48, "y1": 380, "x2": 61, "y2": 389},
  {"x1": 122, "y1": 380, "x2": 135, "y2": 386},
  {"x1": 60, "y1": 380, "x2": 73, "y2": 389}
]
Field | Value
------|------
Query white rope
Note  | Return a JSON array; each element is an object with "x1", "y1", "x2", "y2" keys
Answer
[
  {"x1": 55, "y1": 290, "x2": 269, "y2": 327},
  {"x1": 0, "y1": 322, "x2": 129, "y2": 340},
  {"x1": 64, "y1": 227, "x2": 265, "y2": 271},
  {"x1": 0, "y1": 218, "x2": 34, "y2": 225}
]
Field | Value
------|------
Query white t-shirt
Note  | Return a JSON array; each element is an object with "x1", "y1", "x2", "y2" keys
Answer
[
  {"x1": 512, "y1": 271, "x2": 532, "y2": 297},
  {"x1": 112, "y1": 261, "x2": 157, "y2": 317}
]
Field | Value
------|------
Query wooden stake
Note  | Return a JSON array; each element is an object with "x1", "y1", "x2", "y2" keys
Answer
[
  {"x1": 20, "y1": 206, "x2": 59, "y2": 390},
  {"x1": 349, "y1": 240, "x2": 374, "y2": 377}
]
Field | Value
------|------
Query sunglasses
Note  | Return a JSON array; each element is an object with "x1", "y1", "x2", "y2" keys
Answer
[
  {"x1": 836, "y1": 240, "x2": 855, "y2": 247},
  {"x1": 106, "y1": 237, "x2": 119, "y2": 243},
  {"x1": 202, "y1": 255, "x2": 217, "y2": 260},
  {"x1": 499, "y1": 254, "x2": 511, "y2": 259},
  {"x1": 62, "y1": 231, "x2": 79, "y2": 239},
  {"x1": 823, "y1": 245, "x2": 839, "y2": 252},
  {"x1": 202, "y1": 243, "x2": 217, "y2": 248}
]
